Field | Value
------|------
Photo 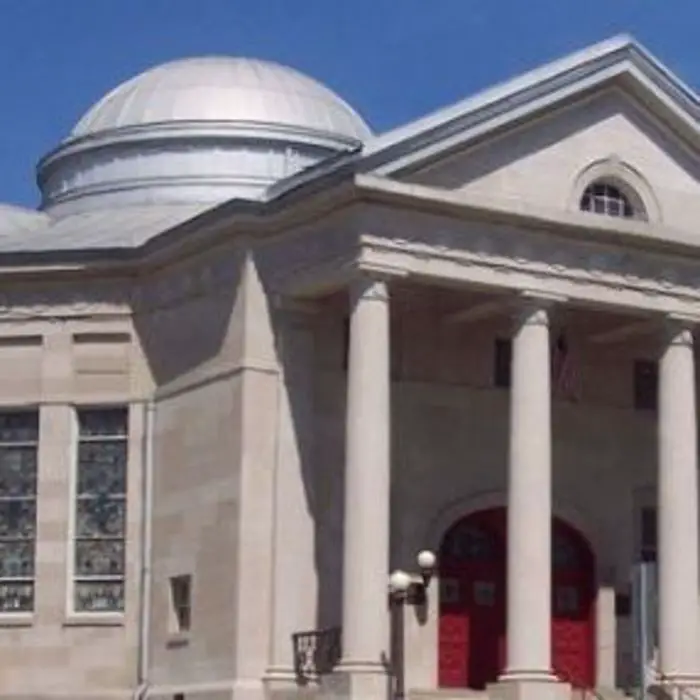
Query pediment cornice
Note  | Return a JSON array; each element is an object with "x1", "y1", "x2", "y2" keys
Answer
[{"x1": 359, "y1": 36, "x2": 700, "y2": 177}]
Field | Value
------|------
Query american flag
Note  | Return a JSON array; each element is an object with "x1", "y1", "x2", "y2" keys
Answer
[{"x1": 551, "y1": 332, "x2": 580, "y2": 401}]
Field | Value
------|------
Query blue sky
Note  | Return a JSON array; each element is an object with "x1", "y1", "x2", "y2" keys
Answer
[{"x1": 2, "y1": 0, "x2": 699, "y2": 207}]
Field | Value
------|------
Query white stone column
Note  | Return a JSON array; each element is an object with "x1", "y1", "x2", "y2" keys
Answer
[
  {"x1": 337, "y1": 275, "x2": 391, "y2": 697},
  {"x1": 657, "y1": 320, "x2": 700, "y2": 683},
  {"x1": 500, "y1": 300, "x2": 556, "y2": 692}
]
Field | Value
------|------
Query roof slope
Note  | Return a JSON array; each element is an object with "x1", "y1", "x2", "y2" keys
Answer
[
  {"x1": 0, "y1": 203, "x2": 210, "y2": 256},
  {"x1": 357, "y1": 35, "x2": 700, "y2": 175},
  {"x1": 1, "y1": 35, "x2": 699, "y2": 262}
]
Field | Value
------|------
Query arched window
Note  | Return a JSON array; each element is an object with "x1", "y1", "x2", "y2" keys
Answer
[
  {"x1": 441, "y1": 522, "x2": 498, "y2": 562},
  {"x1": 579, "y1": 180, "x2": 641, "y2": 219},
  {"x1": 553, "y1": 531, "x2": 581, "y2": 571}
]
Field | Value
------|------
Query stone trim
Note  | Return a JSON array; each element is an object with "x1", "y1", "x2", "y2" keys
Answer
[
  {"x1": 568, "y1": 155, "x2": 662, "y2": 223},
  {"x1": 356, "y1": 214, "x2": 700, "y2": 317}
]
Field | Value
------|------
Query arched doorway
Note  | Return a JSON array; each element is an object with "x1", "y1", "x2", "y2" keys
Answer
[{"x1": 437, "y1": 508, "x2": 596, "y2": 690}]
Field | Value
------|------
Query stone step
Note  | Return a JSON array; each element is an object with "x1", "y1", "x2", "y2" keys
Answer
[
  {"x1": 409, "y1": 687, "x2": 631, "y2": 700},
  {"x1": 409, "y1": 688, "x2": 489, "y2": 700}
]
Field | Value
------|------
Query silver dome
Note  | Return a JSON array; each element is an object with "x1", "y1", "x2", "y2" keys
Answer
[
  {"x1": 38, "y1": 57, "x2": 371, "y2": 217},
  {"x1": 71, "y1": 57, "x2": 371, "y2": 142}
]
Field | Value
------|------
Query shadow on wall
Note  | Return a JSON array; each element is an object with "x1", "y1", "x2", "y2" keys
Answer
[
  {"x1": 133, "y1": 248, "x2": 246, "y2": 386},
  {"x1": 268, "y1": 287, "x2": 345, "y2": 632}
]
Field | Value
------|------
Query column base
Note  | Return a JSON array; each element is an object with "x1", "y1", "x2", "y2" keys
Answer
[
  {"x1": 264, "y1": 667, "x2": 306, "y2": 695},
  {"x1": 319, "y1": 664, "x2": 390, "y2": 700},
  {"x1": 264, "y1": 669, "x2": 317, "y2": 700},
  {"x1": 264, "y1": 667, "x2": 298, "y2": 684},
  {"x1": 489, "y1": 675, "x2": 570, "y2": 700}
]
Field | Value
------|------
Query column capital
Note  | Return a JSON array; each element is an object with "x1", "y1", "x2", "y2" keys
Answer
[
  {"x1": 518, "y1": 290, "x2": 569, "y2": 306},
  {"x1": 661, "y1": 314, "x2": 696, "y2": 348},
  {"x1": 511, "y1": 291, "x2": 568, "y2": 328},
  {"x1": 513, "y1": 304, "x2": 549, "y2": 329},
  {"x1": 349, "y1": 275, "x2": 389, "y2": 304}
]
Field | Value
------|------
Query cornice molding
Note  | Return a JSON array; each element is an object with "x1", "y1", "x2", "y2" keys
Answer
[
  {"x1": 0, "y1": 282, "x2": 131, "y2": 321},
  {"x1": 5, "y1": 168, "x2": 700, "y2": 309},
  {"x1": 352, "y1": 175, "x2": 700, "y2": 259},
  {"x1": 354, "y1": 210, "x2": 700, "y2": 318}
]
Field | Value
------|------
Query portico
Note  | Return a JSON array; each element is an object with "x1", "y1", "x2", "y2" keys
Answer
[
  {"x1": 138, "y1": 35, "x2": 700, "y2": 700},
  {"x1": 330, "y1": 260, "x2": 700, "y2": 699}
]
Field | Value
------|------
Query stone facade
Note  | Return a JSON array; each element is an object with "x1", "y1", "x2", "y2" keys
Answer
[{"x1": 2, "y1": 35, "x2": 700, "y2": 700}]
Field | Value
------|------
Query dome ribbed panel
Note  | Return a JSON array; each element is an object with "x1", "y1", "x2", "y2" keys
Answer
[{"x1": 71, "y1": 57, "x2": 371, "y2": 142}]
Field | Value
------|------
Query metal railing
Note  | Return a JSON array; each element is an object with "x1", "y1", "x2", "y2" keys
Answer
[
  {"x1": 670, "y1": 685, "x2": 700, "y2": 700},
  {"x1": 648, "y1": 671, "x2": 700, "y2": 700},
  {"x1": 291, "y1": 627, "x2": 342, "y2": 683},
  {"x1": 647, "y1": 684, "x2": 700, "y2": 700}
]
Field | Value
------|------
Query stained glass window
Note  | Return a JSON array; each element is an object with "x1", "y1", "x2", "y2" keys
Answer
[
  {"x1": 74, "y1": 407, "x2": 128, "y2": 613},
  {"x1": 442, "y1": 523, "x2": 497, "y2": 562},
  {"x1": 0, "y1": 411, "x2": 39, "y2": 613},
  {"x1": 555, "y1": 585, "x2": 579, "y2": 615}
]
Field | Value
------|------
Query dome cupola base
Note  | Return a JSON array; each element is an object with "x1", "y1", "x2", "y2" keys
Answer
[{"x1": 37, "y1": 57, "x2": 371, "y2": 216}]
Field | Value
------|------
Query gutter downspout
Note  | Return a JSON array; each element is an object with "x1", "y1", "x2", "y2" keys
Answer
[{"x1": 135, "y1": 399, "x2": 156, "y2": 700}]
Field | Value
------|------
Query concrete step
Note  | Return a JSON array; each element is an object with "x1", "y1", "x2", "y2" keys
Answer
[
  {"x1": 580, "y1": 687, "x2": 633, "y2": 700},
  {"x1": 409, "y1": 688, "x2": 489, "y2": 700},
  {"x1": 409, "y1": 687, "x2": 631, "y2": 700}
]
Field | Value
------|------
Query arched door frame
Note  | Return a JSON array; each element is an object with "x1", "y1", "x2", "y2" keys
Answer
[
  {"x1": 425, "y1": 489, "x2": 601, "y2": 570},
  {"x1": 435, "y1": 502, "x2": 598, "y2": 690}
]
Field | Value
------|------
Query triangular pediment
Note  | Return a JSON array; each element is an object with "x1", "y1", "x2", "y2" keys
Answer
[
  {"x1": 386, "y1": 87, "x2": 700, "y2": 228},
  {"x1": 359, "y1": 36, "x2": 700, "y2": 179}
]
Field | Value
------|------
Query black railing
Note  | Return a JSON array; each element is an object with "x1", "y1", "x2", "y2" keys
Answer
[
  {"x1": 671, "y1": 685, "x2": 700, "y2": 700},
  {"x1": 291, "y1": 627, "x2": 342, "y2": 683},
  {"x1": 649, "y1": 672, "x2": 700, "y2": 700}
]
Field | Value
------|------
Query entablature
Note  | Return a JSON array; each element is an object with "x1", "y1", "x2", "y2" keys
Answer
[{"x1": 271, "y1": 189, "x2": 700, "y2": 323}]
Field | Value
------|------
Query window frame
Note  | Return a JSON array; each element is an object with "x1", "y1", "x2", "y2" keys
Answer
[
  {"x1": 569, "y1": 158, "x2": 658, "y2": 223},
  {"x1": 0, "y1": 409, "x2": 40, "y2": 615},
  {"x1": 68, "y1": 405, "x2": 129, "y2": 617},
  {"x1": 579, "y1": 180, "x2": 638, "y2": 219},
  {"x1": 169, "y1": 574, "x2": 192, "y2": 634}
]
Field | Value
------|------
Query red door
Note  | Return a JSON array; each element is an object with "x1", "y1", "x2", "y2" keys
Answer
[
  {"x1": 438, "y1": 509, "x2": 595, "y2": 690},
  {"x1": 438, "y1": 510, "x2": 505, "y2": 689},
  {"x1": 551, "y1": 524, "x2": 596, "y2": 688}
]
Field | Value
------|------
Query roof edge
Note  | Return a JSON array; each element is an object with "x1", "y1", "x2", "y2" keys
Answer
[{"x1": 360, "y1": 35, "x2": 700, "y2": 175}]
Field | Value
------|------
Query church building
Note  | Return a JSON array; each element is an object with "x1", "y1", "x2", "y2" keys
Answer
[{"x1": 0, "y1": 34, "x2": 697, "y2": 700}]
